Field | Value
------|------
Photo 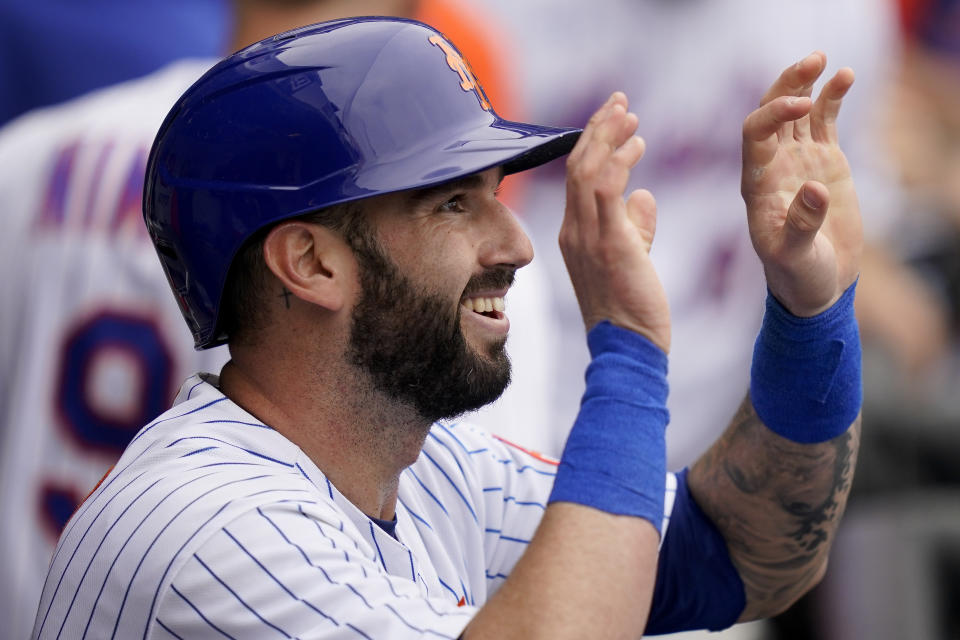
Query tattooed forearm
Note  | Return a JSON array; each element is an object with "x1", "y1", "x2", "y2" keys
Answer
[{"x1": 688, "y1": 395, "x2": 861, "y2": 621}]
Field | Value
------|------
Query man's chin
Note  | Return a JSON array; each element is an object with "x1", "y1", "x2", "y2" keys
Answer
[
  {"x1": 461, "y1": 320, "x2": 509, "y2": 358},
  {"x1": 472, "y1": 344, "x2": 512, "y2": 402},
  {"x1": 477, "y1": 337, "x2": 509, "y2": 363},
  {"x1": 428, "y1": 343, "x2": 512, "y2": 421}
]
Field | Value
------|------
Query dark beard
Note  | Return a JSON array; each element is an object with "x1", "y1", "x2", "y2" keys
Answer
[{"x1": 345, "y1": 223, "x2": 513, "y2": 422}]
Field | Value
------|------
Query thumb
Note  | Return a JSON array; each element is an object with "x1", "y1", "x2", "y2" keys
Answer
[{"x1": 782, "y1": 181, "x2": 829, "y2": 252}]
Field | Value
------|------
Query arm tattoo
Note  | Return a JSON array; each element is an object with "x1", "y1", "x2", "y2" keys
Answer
[{"x1": 688, "y1": 395, "x2": 861, "y2": 621}]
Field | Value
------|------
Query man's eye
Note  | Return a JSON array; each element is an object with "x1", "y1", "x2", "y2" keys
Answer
[{"x1": 438, "y1": 195, "x2": 466, "y2": 213}]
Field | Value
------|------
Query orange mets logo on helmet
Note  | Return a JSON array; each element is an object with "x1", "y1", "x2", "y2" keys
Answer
[{"x1": 428, "y1": 35, "x2": 492, "y2": 111}]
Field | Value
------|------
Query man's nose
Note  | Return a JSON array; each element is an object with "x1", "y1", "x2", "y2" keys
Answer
[{"x1": 478, "y1": 201, "x2": 535, "y2": 270}]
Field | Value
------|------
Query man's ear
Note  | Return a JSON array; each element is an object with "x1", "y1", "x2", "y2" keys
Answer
[{"x1": 261, "y1": 221, "x2": 354, "y2": 312}]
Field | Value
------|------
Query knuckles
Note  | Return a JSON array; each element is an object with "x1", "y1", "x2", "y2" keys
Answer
[
  {"x1": 567, "y1": 153, "x2": 630, "y2": 192},
  {"x1": 557, "y1": 226, "x2": 577, "y2": 252},
  {"x1": 566, "y1": 158, "x2": 596, "y2": 184}
]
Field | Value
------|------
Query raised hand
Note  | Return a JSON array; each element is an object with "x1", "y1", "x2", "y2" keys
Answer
[
  {"x1": 561, "y1": 92, "x2": 670, "y2": 352},
  {"x1": 742, "y1": 52, "x2": 863, "y2": 317}
]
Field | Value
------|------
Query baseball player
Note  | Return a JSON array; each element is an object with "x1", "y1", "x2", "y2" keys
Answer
[
  {"x1": 0, "y1": 4, "x2": 552, "y2": 638},
  {"x1": 33, "y1": 16, "x2": 863, "y2": 639}
]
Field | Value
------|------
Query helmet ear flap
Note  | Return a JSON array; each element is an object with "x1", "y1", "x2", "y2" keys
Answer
[{"x1": 149, "y1": 238, "x2": 199, "y2": 334}]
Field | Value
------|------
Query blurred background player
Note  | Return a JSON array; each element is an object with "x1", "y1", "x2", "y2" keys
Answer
[
  {"x1": 0, "y1": 23, "x2": 231, "y2": 633},
  {"x1": 0, "y1": 2, "x2": 556, "y2": 638},
  {"x1": 0, "y1": 32, "x2": 228, "y2": 640},
  {"x1": 0, "y1": 0, "x2": 225, "y2": 126}
]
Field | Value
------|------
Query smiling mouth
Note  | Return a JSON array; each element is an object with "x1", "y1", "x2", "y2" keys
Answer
[{"x1": 461, "y1": 295, "x2": 505, "y2": 319}]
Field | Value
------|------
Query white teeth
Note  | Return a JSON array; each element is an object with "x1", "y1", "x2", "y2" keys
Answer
[{"x1": 462, "y1": 296, "x2": 505, "y2": 314}]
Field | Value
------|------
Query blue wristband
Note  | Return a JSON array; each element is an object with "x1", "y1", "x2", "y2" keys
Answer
[
  {"x1": 549, "y1": 321, "x2": 669, "y2": 532},
  {"x1": 750, "y1": 281, "x2": 862, "y2": 443}
]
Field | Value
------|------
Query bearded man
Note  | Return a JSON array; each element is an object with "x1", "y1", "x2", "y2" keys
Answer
[{"x1": 33, "y1": 17, "x2": 862, "y2": 639}]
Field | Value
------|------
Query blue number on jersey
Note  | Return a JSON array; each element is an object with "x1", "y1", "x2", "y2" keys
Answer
[
  {"x1": 56, "y1": 311, "x2": 174, "y2": 454},
  {"x1": 41, "y1": 311, "x2": 175, "y2": 537}
]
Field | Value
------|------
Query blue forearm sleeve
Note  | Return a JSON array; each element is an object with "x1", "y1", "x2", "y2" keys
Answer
[
  {"x1": 548, "y1": 321, "x2": 669, "y2": 532},
  {"x1": 750, "y1": 281, "x2": 862, "y2": 443}
]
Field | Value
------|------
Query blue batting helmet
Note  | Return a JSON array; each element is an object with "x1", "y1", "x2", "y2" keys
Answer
[{"x1": 144, "y1": 16, "x2": 581, "y2": 349}]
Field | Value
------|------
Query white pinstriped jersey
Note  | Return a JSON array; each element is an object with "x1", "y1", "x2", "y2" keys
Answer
[{"x1": 33, "y1": 374, "x2": 677, "y2": 638}]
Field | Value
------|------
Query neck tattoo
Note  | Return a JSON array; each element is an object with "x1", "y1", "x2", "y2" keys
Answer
[{"x1": 279, "y1": 286, "x2": 293, "y2": 309}]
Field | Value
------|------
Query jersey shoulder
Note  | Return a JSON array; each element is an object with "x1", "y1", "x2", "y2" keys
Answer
[
  {"x1": 415, "y1": 420, "x2": 559, "y2": 488},
  {"x1": 0, "y1": 59, "x2": 217, "y2": 237},
  {"x1": 403, "y1": 420, "x2": 558, "y2": 539}
]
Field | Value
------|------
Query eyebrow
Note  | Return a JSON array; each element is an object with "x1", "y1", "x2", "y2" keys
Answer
[{"x1": 406, "y1": 168, "x2": 505, "y2": 207}]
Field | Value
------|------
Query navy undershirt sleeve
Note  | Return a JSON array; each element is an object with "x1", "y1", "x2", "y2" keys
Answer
[{"x1": 645, "y1": 468, "x2": 745, "y2": 634}]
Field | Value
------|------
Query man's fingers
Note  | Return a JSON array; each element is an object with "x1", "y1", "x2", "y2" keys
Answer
[
  {"x1": 810, "y1": 68, "x2": 855, "y2": 143},
  {"x1": 791, "y1": 88, "x2": 815, "y2": 141},
  {"x1": 567, "y1": 92, "x2": 628, "y2": 165},
  {"x1": 745, "y1": 96, "x2": 814, "y2": 141},
  {"x1": 583, "y1": 105, "x2": 638, "y2": 166},
  {"x1": 568, "y1": 98, "x2": 635, "y2": 187},
  {"x1": 788, "y1": 55, "x2": 823, "y2": 141},
  {"x1": 742, "y1": 95, "x2": 812, "y2": 168},
  {"x1": 595, "y1": 135, "x2": 646, "y2": 233},
  {"x1": 611, "y1": 133, "x2": 646, "y2": 170},
  {"x1": 759, "y1": 51, "x2": 827, "y2": 106},
  {"x1": 567, "y1": 101, "x2": 639, "y2": 231},
  {"x1": 625, "y1": 188, "x2": 657, "y2": 247},
  {"x1": 781, "y1": 181, "x2": 830, "y2": 252}
]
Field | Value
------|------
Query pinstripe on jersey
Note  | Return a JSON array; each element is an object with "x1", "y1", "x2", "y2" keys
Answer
[{"x1": 33, "y1": 373, "x2": 675, "y2": 639}]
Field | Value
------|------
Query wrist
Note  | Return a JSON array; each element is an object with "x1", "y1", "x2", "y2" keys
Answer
[
  {"x1": 750, "y1": 279, "x2": 862, "y2": 443},
  {"x1": 550, "y1": 321, "x2": 669, "y2": 532},
  {"x1": 584, "y1": 313, "x2": 671, "y2": 355},
  {"x1": 586, "y1": 319, "x2": 669, "y2": 367}
]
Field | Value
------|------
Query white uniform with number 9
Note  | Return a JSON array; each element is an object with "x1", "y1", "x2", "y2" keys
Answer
[{"x1": 0, "y1": 60, "x2": 230, "y2": 640}]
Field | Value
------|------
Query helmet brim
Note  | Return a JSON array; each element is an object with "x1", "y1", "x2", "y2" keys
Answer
[{"x1": 350, "y1": 118, "x2": 582, "y2": 196}]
